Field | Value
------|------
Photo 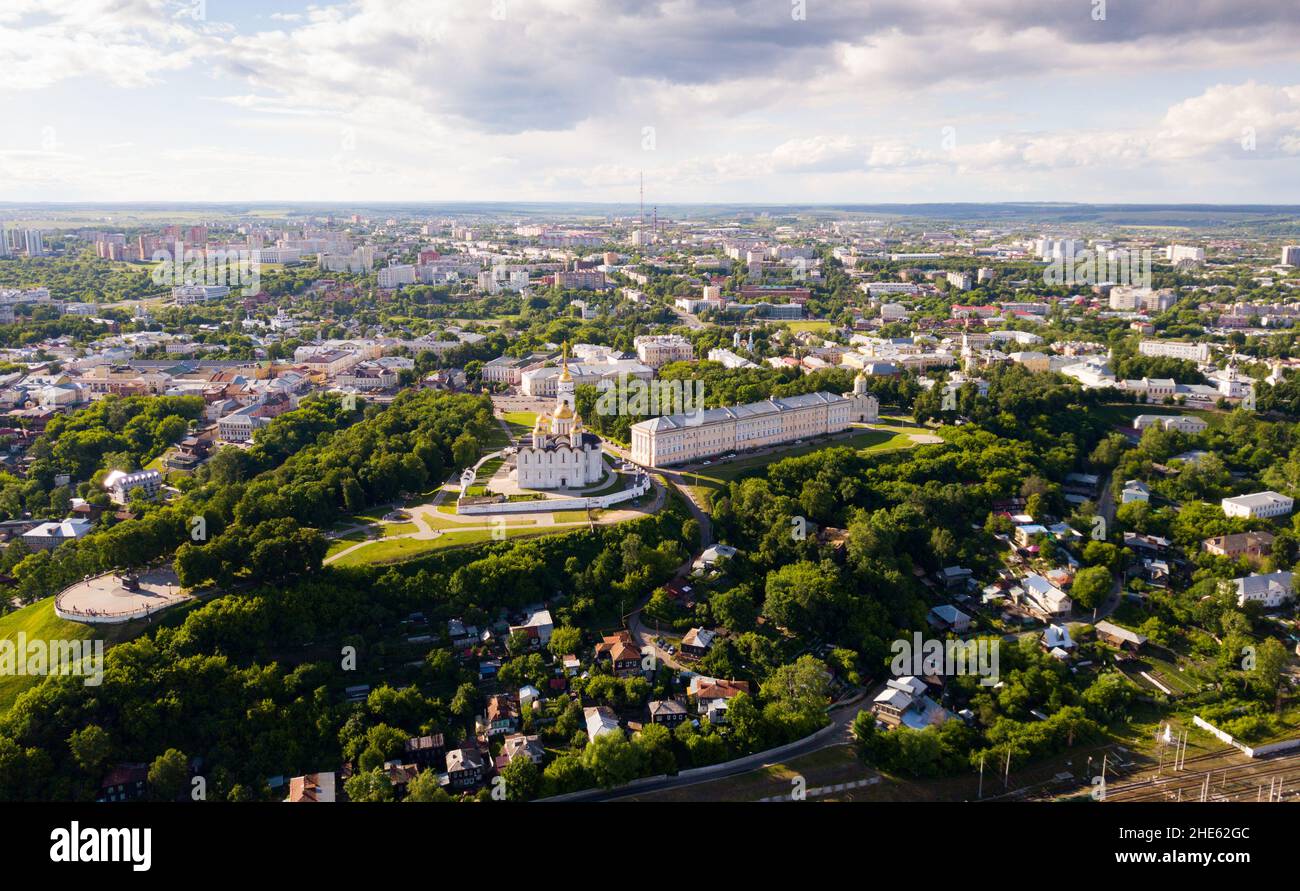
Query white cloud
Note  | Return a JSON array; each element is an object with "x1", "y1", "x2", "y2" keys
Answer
[{"x1": 0, "y1": 0, "x2": 210, "y2": 90}]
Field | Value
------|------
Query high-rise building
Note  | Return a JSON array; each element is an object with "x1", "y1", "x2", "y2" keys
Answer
[
  {"x1": 23, "y1": 230, "x2": 45, "y2": 257},
  {"x1": 1282, "y1": 246, "x2": 1300, "y2": 267},
  {"x1": 1166, "y1": 244, "x2": 1205, "y2": 264}
]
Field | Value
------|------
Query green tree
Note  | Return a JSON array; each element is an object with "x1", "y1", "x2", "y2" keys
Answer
[
  {"x1": 67, "y1": 725, "x2": 112, "y2": 775},
  {"x1": 344, "y1": 768, "x2": 395, "y2": 802},
  {"x1": 452, "y1": 432, "x2": 480, "y2": 469},
  {"x1": 405, "y1": 769, "x2": 452, "y2": 802},
  {"x1": 1071, "y1": 565, "x2": 1112, "y2": 611},
  {"x1": 147, "y1": 748, "x2": 189, "y2": 802},
  {"x1": 548, "y1": 625, "x2": 582, "y2": 658},
  {"x1": 580, "y1": 731, "x2": 640, "y2": 788},
  {"x1": 499, "y1": 756, "x2": 542, "y2": 801}
]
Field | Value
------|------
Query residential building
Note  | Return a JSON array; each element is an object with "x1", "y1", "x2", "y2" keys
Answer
[
  {"x1": 96, "y1": 764, "x2": 148, "y2": 802},
  {"x1": 1231, "y1": 571, "x2": 1294, "y2": 609},
  {"x1": 497, "y1": 733, "x2": 545, "y2": 768},
  {"x1": 1137, "y1": 339, "x2": 1211, "y2": 363},
  {"x1": 102, "y1": 469, "x2": 163, "y2": 505},
  {"x1": 1120, "y1": 480, "x2": 1151, "y2": 504},
  {"x1": 485, "y1": 694, "x2": 520, "y2": 737},
  {"x1": 1166, "y1": 245, "x2": 1205, "y2": 264},
  {"x1": 1042, "y1": 623, "x2": 1075, "y2": 654},
  {"x1": 1109, "y1": 287, "x2": 1175, "y2": 313},
  {"x1": 680, "y1": 627, "x2": 716, "y2": 659},
  {"x1": 376, "y1": 264, "x2": 417, "y2": 289},
  {"x1": 870, "y1": 676, "x2": 949, "y2": 729},
  {"x1": 22, "y1": 518, "x2": 93, "y2": 551},
  {"x1": 686, "y1": 676, "x2": 750, "y2": 723},
  {"x1": 1094, "y1": 621, "x2": 1148, "y2": 652},
  {"x1": 648, "y1": 699, "x2": 688, "y2": 727},
  {"x1": 553, "y1": 269, "x2": 608, "y2": 290},
  {"x1": 508, "y1": 608, "x2": 554, "y2": 647},
  {"x1": 403, "y1": 734, "x2": 446, "y2": 769},
  {"x1": 284, "y1": 773, "x2": 336, "y2": 803},
  {"x1": 1202, "y1": 531, "x2": 1274, "y2": 560},
  {"x1": 1133, "y1": 414, "x2": 1208, "y2": 435},
  {"x1": 445, "y1": 748, "x2": 485, "y2": 789},
  {"x1": 583, "y1": 706, "x2": 622, "y2": 742},
  {"x1": 927, "y1": 604, "x2": 971, "y2": 633},
  {"x1": 594, "y1": 631, "x2": 643, "y2": 677},
  {"x1": 634, "y1": 334, "x2": 694, "y2": 368},
  {"x1": 1221, "y1": 491, "x2": 1294, "y2": 520},
  {"x1": 1021, "y1": 574, "x2": 1072, "y2": 617}
]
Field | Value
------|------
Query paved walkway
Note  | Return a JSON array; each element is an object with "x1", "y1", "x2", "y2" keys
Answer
[{"x1": 55, "y1": 566, "x2": 188, "y2": 622}]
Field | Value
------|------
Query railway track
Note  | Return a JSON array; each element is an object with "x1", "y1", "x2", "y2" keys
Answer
[{"x1": 1105, "y1": 748, "x2": 1300, "y2": 802}]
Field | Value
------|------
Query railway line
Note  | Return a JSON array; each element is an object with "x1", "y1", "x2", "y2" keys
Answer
[{"x1": 1105, "y1": 748, "x2": 1300, "y2": 802}]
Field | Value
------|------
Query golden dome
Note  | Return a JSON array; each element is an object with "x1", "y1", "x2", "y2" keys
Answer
[
  {"x1": 554, "y1": 403, "x2": 574, "y2": 419},
  {"x1": 559, "y1": 341, "x2": 572, "y2": 382}
]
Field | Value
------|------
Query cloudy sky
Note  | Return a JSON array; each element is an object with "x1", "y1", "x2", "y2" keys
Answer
[{"x1": 1, "y1": 0, "x2": 1299, "y2": 203}]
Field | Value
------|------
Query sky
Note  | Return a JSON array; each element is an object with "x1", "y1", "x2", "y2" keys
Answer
[{"x1": 1, "y1": 0, "x2": 1299, "y2": 204}]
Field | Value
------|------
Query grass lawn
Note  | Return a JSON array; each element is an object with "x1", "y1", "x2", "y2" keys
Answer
[
  {"x1": 475, "y1": 456, "x2": 505, "y2": 483},
  {"x1": 501, "y1": 411, "x2": 536, "y2": 437},
  {"x1": 553, "y1": 510, "x2": 592, "y2": 523},
  {"x1": 401, "y1": 485, "x2": 446, "y2": 508},
  {"x1": 682, "y1": 426, "x2": 919, "y2": 498},
  {"x1": 421, "y1": 512, "x2": 536, "y2": 529},
  {"x1": 778, "y1": 320, "x2": 833, "y2": 334},
  {"x1": 0, "y1": 599, "x2": 138, "y2": 711},
  {"x1": 378, "y1": 521, "x2": 419, "y2": 536},
  {"x1": 331, "y1": 525, "x2": 560, "y2": 567}
]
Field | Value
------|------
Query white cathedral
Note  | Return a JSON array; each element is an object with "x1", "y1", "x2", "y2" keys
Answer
[{"x1": 512, "y1": 345, "x2": 605, "y2": 490}]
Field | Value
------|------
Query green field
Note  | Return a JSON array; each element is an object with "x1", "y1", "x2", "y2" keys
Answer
[
  {"x1": 0, "y1": 600, "x2": 117, "y2": 710},
  {"x1": 420, "y1": 512, "x2": 537, "y2": 530},
  {"x1": 475, "y1": 456, "x2": 505, "y2": 482},
  {"x1": 501, "y1": 411, "x2": 537, "y2": 437},
  {"x1": 553, "y1": 510, "x2": 592, "y2": 523},
  {"x1": 331, "y1": 525, "x2": 560, "y2": 567},
  {"x1": 681, "y1": 426, "x2": 919, "y2": 498},
  {"x1": 777, "y1": 320, "x2": 834, "y2": 333}
]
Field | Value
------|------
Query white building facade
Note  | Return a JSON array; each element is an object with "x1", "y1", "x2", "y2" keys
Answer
[
  {"x1": 629, "y1": 379, "x2": 878, "y2": 467},
  {"x1": 513, "y1": 348, "x2": 604, "y2": 489}
]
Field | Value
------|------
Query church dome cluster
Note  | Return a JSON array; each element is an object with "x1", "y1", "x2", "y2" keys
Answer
[{"x1": 513, "y1": 343, "x2": 604, "y2": 490}]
